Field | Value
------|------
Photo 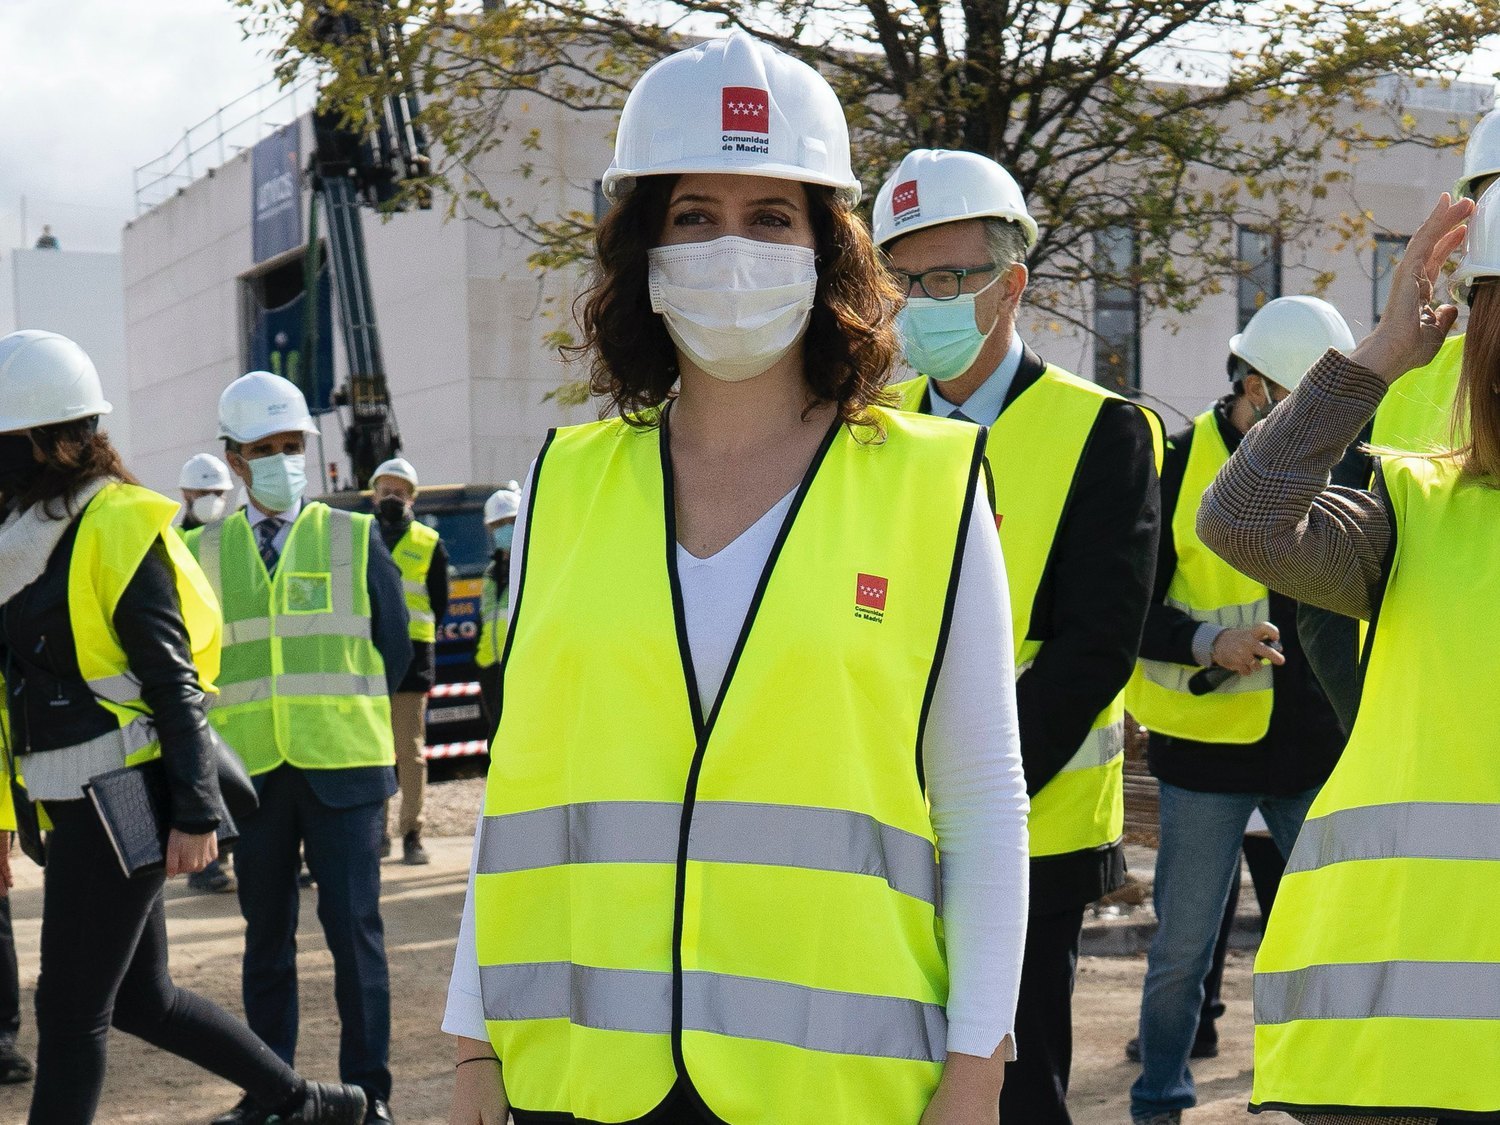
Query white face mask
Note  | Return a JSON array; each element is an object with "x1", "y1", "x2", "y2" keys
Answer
[
  {"x1": 190, "y1": 493, "x2": 227, "y2": 524},
  {"x1": 647, "y1": 235, "x2": 818, "y2": 383}
]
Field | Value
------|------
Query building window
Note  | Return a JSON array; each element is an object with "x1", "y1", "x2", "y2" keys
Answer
[
  {"x1": 1373, "y1": 234, "x2": 1407, "y2": 323},
  {"x1": 1094, "y1": 226, "x2": 1140, "y2": 393},
  {"x1": 1236, "y1": 226, "x2": 1282, "y2": 330}
]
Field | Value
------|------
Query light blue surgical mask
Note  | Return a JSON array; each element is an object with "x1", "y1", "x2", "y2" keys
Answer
[
  {"x1": 248, "y1": 452, "x2": 307, "y2": 513},
  {"x1": 896, "y1": 274, "x2": 1002, "y2": 382},
  {"x1": 493, "y1": 524, "x2": 514, "y2": 551}
]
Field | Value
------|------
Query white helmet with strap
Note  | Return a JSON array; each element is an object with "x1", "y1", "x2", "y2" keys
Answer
[
  {"x1": 484, "y1": 486, "x2": 520, "y2": 525},
  {"x1": 601, "y1": 31, "x2": 859, "y2": 205},
  {"x1": 1450, "y1": 186, "x2": 1500, "y2": 306},
  {"x1": 0, "y1": 330, "x2": 113, "y2": 431},
  {"x1": 1456, "y1": 107, "x2": 1500, "y2": 200},
  {"x1": 218, "y1": 371, "x2": 319, "y2": 444},
  {"x1": 872, "y1": 149, "x2": 1038, "y2": 249},
  {"x1": 372, "y1": 456, "x2": 419, "y2": 492},
  {"x1": 179, "y1": 452, "x2": 233, "y2": 491},
  {"x1": 1229, "y1": 296, "x2": 1355, "y2": 391}
]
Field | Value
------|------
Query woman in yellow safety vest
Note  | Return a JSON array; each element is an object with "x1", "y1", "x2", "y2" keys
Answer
[
  {"x1": 1200, "y1": 191, "x2": 1499, "y2": 1125},
  {"x1": 0, "y1": 330, "x2": 367, "y2": 1125},
  {"x1": 444, "y1": 31, "x2": 1031, "y2": 1125}
]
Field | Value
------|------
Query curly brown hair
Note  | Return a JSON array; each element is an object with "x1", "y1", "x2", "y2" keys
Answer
[
  {"x1": 9, "y1": 418, "x2": 136, "y2": 520},
  {"x1": 571, "y1": 175, "x2": 902, "y2": 426}
]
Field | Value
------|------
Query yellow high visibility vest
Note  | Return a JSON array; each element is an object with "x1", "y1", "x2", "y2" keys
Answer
[
  {"x1": 1251, "y1": 455, "x2": 1500, "y2": 1116},
  {"x1": 892, "y1": 368, "x2": 1163, "y2": 858},
  {"x1": 188, "y1": 504, "x2": 395, "y2": 775},
  {"x1": 1371, "y1": 332, "x2": 1464, "y2": 454},
  {"x1": 1126, "y1": 410, "x2": 1273, "y2": 743},
  {"x1": 41, "y1": 483, "x2": 222, "y2": 775},
  {"x1": 477, "y1": 408, "x2": 986, "y2": 1124},
  {"x1": 473, "y1": 568, "x2": 508, "y2": 670},
  {"x1": 391, "y1": 520, "x2": 440, "y2": 643}
]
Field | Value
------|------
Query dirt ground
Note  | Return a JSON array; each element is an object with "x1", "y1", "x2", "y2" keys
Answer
[{"x1": 0, "y1": 775, "x2": 1291, "y2": 1125}]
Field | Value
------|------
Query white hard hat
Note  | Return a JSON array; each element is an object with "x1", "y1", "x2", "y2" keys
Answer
[
  {"x1": 1456, "y1": 107, "x2": 1500, "y2": 200},
  {"x1": 601, "y1": 31, "x2": 859, "y2": 206},
  {"x1": 371, "y1": 457, "x2": 419, "y2": 491},
  {"x1": 1450, "y1": 186, "x2": 1500, "y2": 306},
  {"x1": 1229, "y1": 296, "x2": 1356, "y2": 391},
  {"x1": 0, "y1": 330, "x2": 113, "y2": 432},
  {"x1": 179, "y1": 452, "x2": 233, "y2": 491},
  {"x1": 872, "y1": 149, "x2": 1038, "y2": 249},
  {"x1": 218, "y1": 371, "x2": 318, "y2": 444},
  {"x1": 484, "y1": 486, "x2": 520, "y2": 525}
]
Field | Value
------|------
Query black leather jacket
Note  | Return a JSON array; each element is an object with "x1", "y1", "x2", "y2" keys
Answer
[{"x1": 0, "y1": 515, "x2": 220, "y2": 833}]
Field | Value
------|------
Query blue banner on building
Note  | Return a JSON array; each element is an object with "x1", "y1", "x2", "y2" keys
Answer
[
  {"x1": 248, "y1": 264, "x2": 335, "y2": 412},
  {"x1": 251, "y1": 124, "x2": 302, "y2": 263}
]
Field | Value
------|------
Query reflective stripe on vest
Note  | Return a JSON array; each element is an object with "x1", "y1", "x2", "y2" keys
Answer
[
  {"x1": 476, "y1": 408, "x2": 983, "y2": 1124},
  {"x1": 392, "y1": 521, "x2": 440, "y2": 643},
  {"x1": 66, "y1": 484, "x2": 222, "y2": 770},
  {"x1": 894, "y1": 369, "x2": 1162, "y2": 859},
  {"x1": 189, "y1": 504, "x2": 394, "y2": 775},
  {"x1": 1370, "y1": 332, "x2": 1464, "y2": 454},
  {"x1": 1251, "y1": 456, "x2": 1500, "y2": 1116},
  {"x1": 1126, "y1": 411, "x2": 1274, "y2": 743}
]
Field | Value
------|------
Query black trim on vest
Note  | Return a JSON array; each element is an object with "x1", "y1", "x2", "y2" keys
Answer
[
  {"x1": 1252, "y1": 1099, "x2": 1499, "y2": 1121},
  {"x1": 915, "y1": 426, "x2": 988, "y2": 792},
  {"x1": 660, "y1": 408, "x2": 841, "y2": 1124},
  {"x1": 491, "y1": 429, "x2": 557, "y2": 734}
]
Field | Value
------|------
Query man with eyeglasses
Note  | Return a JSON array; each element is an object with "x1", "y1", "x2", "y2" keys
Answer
[{"x1": 874, "y1": 149, "x2": 1163, "y2": 1125}]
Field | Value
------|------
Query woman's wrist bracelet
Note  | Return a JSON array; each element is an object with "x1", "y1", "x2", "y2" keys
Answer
[{"x1": 456, "y1": 1055, "x2": 500, "y2": 1069}]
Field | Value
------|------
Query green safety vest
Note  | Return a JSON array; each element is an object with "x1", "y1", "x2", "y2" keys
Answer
[
  {"x1": 18, "y1": 483, "x2": 223, "y2": 781},
  {"x1": 892, "y1": 368, "x2": 1163, "y2": 858},
  {"x1": 391, "y1": 519, "x2": 441, "y2": 643},
  {"x1": 477, "y1": 408, "x2": 984, "y2": 1124},
  {"x1": 187, "y1": 504, "x2": 394, "y2": 775},
  {"x1": 1126, "y1": 411, "x2": 1273, "y2": 744},
  {"x1": 1371, "y1": 332, "x2": 1465, "y2": 454},
  {"x1": 1251, "y1": 455, "x2": 1500, "y2": 1116},
  {"x1": 473, "y1": 567, "x2": 509, "y2": 670}
]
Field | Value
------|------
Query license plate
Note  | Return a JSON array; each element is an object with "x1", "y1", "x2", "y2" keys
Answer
[{"x1": 430, "y1": 703, "x2": 482, "y2": 724}]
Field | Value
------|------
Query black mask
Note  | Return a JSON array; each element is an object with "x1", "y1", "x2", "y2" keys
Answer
[
  {"x1": 376, "y1": 496, "x2": 410, "y2": 524},
  {"x1": 0, "y1": 432, "x2": 42, "y2": 498}
]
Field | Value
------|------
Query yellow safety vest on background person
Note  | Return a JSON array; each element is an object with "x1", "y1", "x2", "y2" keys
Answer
[
  {"x1": 391, "y1": 520, "x2": 440, "y2": 644},
  {"x1": 476, "y1": 409, "x2": 986, "y2": 1125},
  {"x1": 473, "y1": 569, "x2": 509, "y2": 670},
  {"x1": 188, "y1": 504, "x2": 394, "y2": 776},
  {"x1": 893, "y1": 368, "x2": 1163, "y2": 859},
  {"x1": 1252, "y1": 455, "x2": 1500, "y2": 1117},
  {"x1": 1371, "y1": 332, "x2": 1464, "y2": 454},
  {"x1": 1126, "y1": 411, "x2": 1273, "y2": 744},
  {"x1": 54, "y1": 483, "x2": 222, "y2": 772}
]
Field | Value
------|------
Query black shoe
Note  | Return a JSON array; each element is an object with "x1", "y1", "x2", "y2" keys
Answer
[
  {"x1": 283, "y1": 1082, "x2": 368, "y2": 1124},
  {"x1": 363, "y1": 1099, "x2": 395, "y2": 1123},
  {"x1": 212, "y1": 1093, "x2": 269, "y2": 1125},
  {"x1": 188, "y1": 861, "x2": 234, "y2": 894},
  {"x1": 401, "y1": 832, "x2": 429, "y2": 866},
  {"x1": 379, "y1": 834, "x2": 391, "y2": 859},
  {"x1": 1124, "y1": 1036, "x2": 1219, "y2": 1063},
  {"x1": 0, "y1": 1037, "x2": 32, "y2": 1084}
]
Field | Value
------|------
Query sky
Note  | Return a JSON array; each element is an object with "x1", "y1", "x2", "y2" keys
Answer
[
  {"x1": 0, "y1": 0, "x2": 284, "y2": 253},
  {"x1": 4, "y1": 1, "x2": 1500, "y2": 256}
]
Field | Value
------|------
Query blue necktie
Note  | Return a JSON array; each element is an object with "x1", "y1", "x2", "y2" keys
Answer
[
  {"x1": 256, "y1": 518, "x2": 283, "y2": 573},
  {"x1": 948, "y1": 408, "x2": 974, "y2": 425}
]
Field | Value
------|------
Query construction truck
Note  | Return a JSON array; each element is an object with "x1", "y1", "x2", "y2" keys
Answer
[{"x1": 323, "y1": 484, "x2": 499, "y2": 760}]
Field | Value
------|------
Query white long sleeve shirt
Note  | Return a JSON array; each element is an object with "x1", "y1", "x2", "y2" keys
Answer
[{"x1": 443, "y1": 466, "x2": 1030, "y2": 1059}]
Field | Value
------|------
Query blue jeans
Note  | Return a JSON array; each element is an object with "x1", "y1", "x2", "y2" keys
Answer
[{"x1": 1129, "y1": 782, "x2": 1318, "y2": 1119}]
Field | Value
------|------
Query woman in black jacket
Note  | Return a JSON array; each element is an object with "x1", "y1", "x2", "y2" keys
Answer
[{"x1": 0, "y1": 330, "x2": 367, "y2": 1125}]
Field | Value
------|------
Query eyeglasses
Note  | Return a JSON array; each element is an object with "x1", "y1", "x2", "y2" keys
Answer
[{"x1": 887, "y1": 263, "x2": 998, "y2": 301}]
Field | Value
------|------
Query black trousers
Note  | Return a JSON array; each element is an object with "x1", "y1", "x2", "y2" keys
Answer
[
  {"x1": 0, "y1": 893, "x2": 20, "y2": 1041},
  {"x1": 234, "y1": 765, "x2": 392, "y2": 1101},
  {"x1": 999, "y1": 904, "x2": 1086, "y2": 1125},
  {"x1": 31, "y1": 798, "x2": 302, "y2": 1125}
]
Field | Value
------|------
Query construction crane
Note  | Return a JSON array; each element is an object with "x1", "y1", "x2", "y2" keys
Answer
[{"x1": 304, "y1": 4, "x2": 430, "y2": 488}]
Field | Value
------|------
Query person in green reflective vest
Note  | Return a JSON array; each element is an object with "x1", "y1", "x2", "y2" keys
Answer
[
  {"x1": 872, "y1": 148, "x2": 1163, "y2": 1125},
  {"x1": 474, "y1": 485, "x2": 517, "y2": 740},
  {"x1": 369, "y1": 457, "x2": 449, "y2": 867},
  {"x1": 444, "y1": 31, "x2": 1032, "y2": 1125},
  {"x1": 0, "y1": 333, "x2": 368, "y2": 1125},
  {"x1": 1201, "y1": 192, "x2": 1498, "y2": 1124},
  {"x1": 1124, "y1": 297, "x2": 1354, "y2": 1125},
  {"x1": 191, "y1": 372, "x2": 412, "y2": 1125}
]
